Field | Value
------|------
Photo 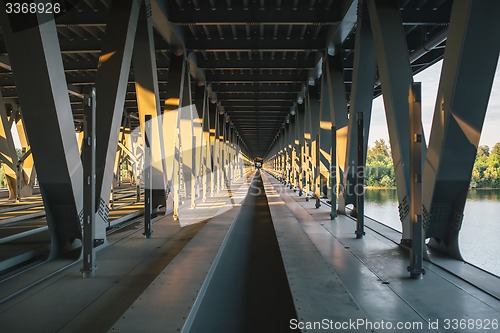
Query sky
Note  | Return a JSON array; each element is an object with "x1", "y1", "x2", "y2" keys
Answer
[{"x1": 368, "y1": 60, "x2": 500, "y2": 149}]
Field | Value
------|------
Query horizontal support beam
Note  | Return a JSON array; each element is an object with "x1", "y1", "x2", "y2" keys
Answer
[
  {"x1": 217, "y1": 92, "x2": 298, "y2": 100},
  {"x1": 210, "y1": 83, "x2": 303, "y2": 93},
  {"x1": 167, "y1": 3, "x2": 341, "y2": 25},
  {"x1": 223, "y1": 101, "x2": 293, "y2": 108},
  {"x1": 185, "y1": 36, "x2": 325, "y2": 52},
  {"x1": 206, "y1": 71, "x2": 310, "y2": 82},
  {"x1": 197, "y1": 57, "x2": 318, "y2": 70}
]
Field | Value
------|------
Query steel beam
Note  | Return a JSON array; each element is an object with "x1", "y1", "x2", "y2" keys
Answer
[
  {"x1": 208, "y1": 101, "x2": 217, "y2": 197},
  {"x1": 423, "y1": 0, "x2": 500, "y2": 259},
  {"x1": 133, "y1": 0, "x2": 168, "y2": 214},
  {"x1": 94, "y1": 0, "x2": 140, "y2": 232},
  {"x1": 163, "y1": 54, "x2": 185, "y2": 217},
  {"x1": 368, "y1": 0, "x2": 425, "y2": 241},
  {"x1": 179, "y1": 61, "x2": 196, "y2": 208},
  {"x1": 307, "y1": 85, "x2": 321, "y2": 207},
  {"x1": 0, "y1": 5, "x2": 84, "y2": 255},
  {"x1": 408, "y1": 82, "x2": 425, "y2": 278},
  {"x1": 81, "y1": 87, "x2": 97, "y2": 278},
  {"x1": 0, "y1": 91, "x2": 19, "y2": 200},
  {"x1": 355, "y1": 113, "x2": 365, "y2": 238},
  {"x1": 205, "y1": 71, "x2": 311, "y2": 83},
  {"x1": 196, "y1": 56, "x2": 318, "y2": 70},
  {"x1": 338, "y1": 2, "x2": 375, "y2": 215},
  {"x1": 144, "y1": 115, "x2": 153, "y2": 238},
  {"x1": 166, "y1": 2, "x2": 341, "y2": 24},
  {"x1": 14, "y1": 107, "x2": 36, "y2": 196},
  {"x1": 185, "y1": 37, "x2": 325, "y2": 52},
  {"x1": 324, "y1": 53, "x2": 350, "y2": 217}
]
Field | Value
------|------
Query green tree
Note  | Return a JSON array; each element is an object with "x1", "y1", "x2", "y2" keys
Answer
[{"x1": 365, "y1": 139, "x2": 395, "y2": 187}]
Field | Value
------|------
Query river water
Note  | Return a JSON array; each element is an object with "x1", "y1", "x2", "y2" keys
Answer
[{"x1": 364, "y1": 188, "x2": 500, "y2": 277}]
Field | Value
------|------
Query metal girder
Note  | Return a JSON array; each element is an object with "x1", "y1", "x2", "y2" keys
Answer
[
  {"x1": 166, "y1": 2, "x2": 340, "y2": 24},
  {"x1": 0, "y1": 90, "x2": 21, "y2": 200},
  {"x1": 185, "y1": 37, "x2": 325, "y2": 52},
  {"x1": 151, "y1": 0, "x2": 186, "y2": 55},
  {"x1": 133, "y1": 0, "x2": 168, "y2": 213},
  {"x1": 326, "y1": 0, "x2": 358, "y2": 56},
  {"x1": 162, "y1": 54, "x2": 185, "y2": 217},
  {"x1": 222, "y1": 100, "x2": 293, "y2": 107},
  {"x1": 143, "y1": 114, "x2": 153, "y2": 238},
  {"x1": 326, "y1": 54, "x2": 349, "y2": 197},
  {"x1": 0, "y1": 4, "x2": 84, "y2": 255},
  {"x1": 81, "y1": 87, "x2": 97, "y2": 278},
  {"x1": 338, "y1": 1, "x2": 375, "y2": 214},
  {"x1": 94, "y1": 0, "x2": 141, "y2": 232},
  {"x1": 207, "y1": 100, "x2": 217, "y2": 196},
  {"x1": 408, "y1": 82, "x2": 424, "y2": 278},
  {"x1": 0, "y1": 56, "x2": 85, "y2": 98},
  {"x1": 423, "y1": 0, "x2": 500, "y2": 259},
  {"x1": 196, "y1": 56, "x2": 319, "y2": 70},
  {"x1": 205, "y1": 71, "x2": 310, "y2": 83},
  {"x1": 368, "y1": 0, "x2": 426, "y2": 241},
  {"x1": 210, "y1": 83, "x2": 303, "y2": 93},
  {"x1": 55, "y1": 10, "x2": 108, "y2": 27},
  {"x1": 400, "y1": 3, "x2": 452, "y2": 26},
  {"x1": 215, "y1": 92, "x2": 298, "y2": 100}
]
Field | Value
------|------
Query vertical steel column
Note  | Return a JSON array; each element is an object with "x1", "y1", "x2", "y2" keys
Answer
[
  {"x1": 330, "y1": 125, "x2": 337, "y2": 219},
  {"x1": 0, "y1": 91, "x2": 18, "y2": 200},
  {"x1": 81, "y1": 88, "x2": 97, "y2": 278},
  {"x1": 144, "y1": 115, "x2": 152, "y2": 238},
  {"x1": 308, "y1": 83, "x2": 321, "y2": 207},
  {"x1": 14, "y1": 107, "x2": 36, "y2": 194},
  {"x1": 355, "y1": 113, "x2": 365, "y2": 239},
  {"x1": 318, "y1": 69, "x2": 331, "y2": 207},
  {"x1": 297, "y1": 102, "x2": 305, "y2": 195},
  {"x1": 423, "y1": 0, "x2": 500, "y2": 259},
  {"x1": 288, "y1": 116, "x2": 294, "y2": 187},
  {"x1": 303, "y1": 91, "x2": 313, "y2": 200},
  {"x1": 208, "y1": 101, "x2": 217, "y2": 197},
  {"x1": 201, "y1": 89, "x2": 209, "y2": 202},
  {"x1": 408, "y1": 83, "x2": 424, "y2": 278},
  {"x1": 315, "y1": 133, "x2": 321, "y2": 208}
]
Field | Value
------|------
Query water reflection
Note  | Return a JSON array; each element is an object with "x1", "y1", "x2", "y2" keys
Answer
[
  {"x1": 467, "y1": 189, "x2": 500, "y2": 201},
  {"x1": 364, "y1": 188, "x2": 500, "y2": 276},
  {"x1": 364, "y1": 188, "x2": 397, "y2": 204}
]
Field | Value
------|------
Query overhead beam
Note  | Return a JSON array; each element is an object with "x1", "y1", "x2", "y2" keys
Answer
[
  {"x1": 215, "y1": 92, "x2": 299, "y2": 99},
  {"x1": 196, "y1": 56, "x2": 319, "y2": 70},
  {"x1": 326, "y1": 0, "x2": 358, "y2": 55},
  {"x1": 205, "y1": 71, "x2": 310, "y2": 82},
  {"x1": 166, "y1": 3, "x2": 341, "y2": 24},
  {"x1": 185, "y1": 37, "x2": 325, "y2": 52},
  {"x1": 210, "y1": 83, "x2": 303, "y2": 93}
]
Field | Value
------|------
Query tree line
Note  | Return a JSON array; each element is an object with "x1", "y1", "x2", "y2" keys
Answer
[{"x1": 365, "y1": 139, "x2": 500, "y2": 189}]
